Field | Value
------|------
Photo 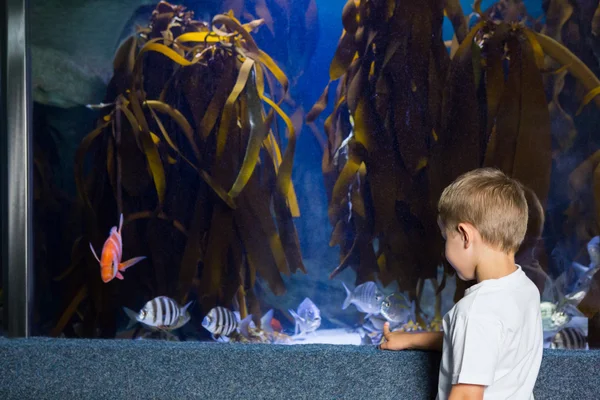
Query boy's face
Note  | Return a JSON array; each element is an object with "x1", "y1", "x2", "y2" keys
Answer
[{"x1": 438, "y1": 217, "x2": 476, "y2": 281}]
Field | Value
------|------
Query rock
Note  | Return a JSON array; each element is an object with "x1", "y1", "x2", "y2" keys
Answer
[{"x1": 30, "y1": 0, "x2": 157, "y2": 107}]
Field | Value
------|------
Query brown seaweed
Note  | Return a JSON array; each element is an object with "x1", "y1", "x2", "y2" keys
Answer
[
  {"x1": 220, "y1": 0, "x2": 319, "y2": 86},
  {"x1": 53, "y1": 2, "x2": 305, "y2": 337},
  {"x1": 308, "y1": 0, "x2": 600, "y2": 324}
]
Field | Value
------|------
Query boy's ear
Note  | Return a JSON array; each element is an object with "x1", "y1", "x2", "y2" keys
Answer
[{"x1": 457, "y1": 223, "x2": 471, "y2": 248}]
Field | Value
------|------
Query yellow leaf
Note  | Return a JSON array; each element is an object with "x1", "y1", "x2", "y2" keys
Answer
[
  {"x1": 213, "y1": 14, "x2": 260, "y2": 54},
  {"x1": 216, "y1": 58, "x2": 255, "y2": 159},
  {"x1": 129, "y1": 91, "x2": 166, "y2": 207},
  {"x1": 139, "y1": 41, "x2": 196, "y2": 67},
  {"x1": 577, "y1": 86, "x2": 600, "y2": 115},
  {"x1": 534, "y1": 32, "x2": 600, "y2": 110},
  {"x1": 228, "y1": 72, "x2": 270, "y2": 199},
  {"x1": 263, "y1": 131, "x2": 300, "y2": 217},
  {"x1": 416, "y1": 157, "x2": 428, "y2": 171},
  {"x1": 242, "y1": 19, "x2": 265, "y2": 33},
  {"x1": 175, "y1": 32, "x2": 227, "y2": 44},
  {"x1": 523, "y1": 29, "x2": 545, "y2": 70},
  {"x1": 474, "y1": 0, "x2": 483, "y2": 16},
  {"x1": 256, "y1": 63, "x2": 265, "y2": 98},
  {"x1": 150, "y1": 131, "x2": 161, "y2": 145},
  {"x1": 145, "y1": 100, "x2": 200, "y2": 160},
  {"x1": 261, "y1": 95, "x2": 297, "y2": 201},
  {"x1": 353, "y1": 99, "x2": 372, "y2": 152},
  {"x1": 257, "y1": 49, "x2": 289, "y2": 94},
  {"x1": 330, "y1": 31, "x2": 356, "y2": 81}
]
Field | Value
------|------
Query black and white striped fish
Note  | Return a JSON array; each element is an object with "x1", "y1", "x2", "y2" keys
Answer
[
  {"x1": 342, "y1": 281, "x2": 384, "y2": 315},
  {"x1": 202, "y1": 306, "x2": 254, "y2": 342},
  {"x1": 123, "y1": 296, "x2": 192, "y2": 331},
  {"x1": 550, "y1": 327, "x2": 587, "y2": 350}
]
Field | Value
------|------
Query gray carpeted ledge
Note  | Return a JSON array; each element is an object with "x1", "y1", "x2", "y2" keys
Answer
[{"x1": 0, "y1": 338, "x2": 597, "y2": 399}]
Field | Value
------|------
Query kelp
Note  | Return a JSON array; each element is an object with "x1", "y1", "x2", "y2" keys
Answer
[
  {"x1": 308, "y1": 0, "x2": 600, "y2": 325},
  {"x1": 536, "y1": 0, "x2": 600, "y2": 320},
  {"x1": 220, "y1": 0, "x2": 319, "y2": 87},
  {"x1": 307, "y1": 0, "x2": 451, "y2": 321},
  {"x1": 53, "y1": 1, "x2": 305, "y2": 337}
]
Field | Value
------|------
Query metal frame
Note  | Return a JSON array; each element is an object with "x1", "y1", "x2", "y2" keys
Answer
[{"x1": 2, "y1": 0, "x2": 33, "y2": 337}]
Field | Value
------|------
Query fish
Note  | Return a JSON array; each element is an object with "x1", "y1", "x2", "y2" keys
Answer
[
  {"x1": 563, "y1": 237, "x2": 600, "y2": 305},
  {"x1": 202, "y1": 306, "x2": 253, "y2": 342},
  {"x1": 363, "y1": 314, "x2": 388, "y2": 333},
  {"x1": 564, "y1": 265, "x2": 600, "y2": 306},
  {"x1": 270, "y1": 316, "x2": 283, "y2": 333},
  {"x1": 85, "y1": 102, "x2": 115, "y2": 110},
  {"x1": 363, "y1": 314, "x2": 402, "y2": 333},
  {"x1": 358, "y1": 329, "x2": 375, "y2": 345},
  {"x1": 289, "y1": 298, "x2": 321, "y2": 336},
  {"x1": 380, "y1": 293, "x2": 415, "y2": 325},
  {"x1": 360, "y1": 314, "x2": 406, "y2": 346},
  {"x1": 123, "y1": 296, "x2": 193, "y2": 331},
  {"x1": 548, "y1": 237, "x2": 600, "y2": 302},
  {"x1": 566, "y1": 236, "x2": 600, "y2": 290},
  {"x1": 540, "y1": 301, "x2": 585, "y2": 332},
  {"x1": 258, "y1": 309, "x2": 284, "y2": 333},
  {"x1": 89, "y1": 213, "x2": 146, "y2": 283},
  {"x1": 342, "y1": 281, "x2": 384, "y2": 315},
  {"x1": 550, "y1": 327, "x2": 587, "y2": 350},
  {"x1": 357, "y1": 327, "x2": 382, "y2": 346}
]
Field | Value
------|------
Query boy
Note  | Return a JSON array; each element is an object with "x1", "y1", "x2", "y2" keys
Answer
[{"x1": 380, "y1": 168, "x2": 543, "y2": 400}]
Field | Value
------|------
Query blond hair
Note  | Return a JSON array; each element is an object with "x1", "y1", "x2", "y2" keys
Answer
[{"x1": 438, "y1": 168, "x2": 529, "y2": 254}]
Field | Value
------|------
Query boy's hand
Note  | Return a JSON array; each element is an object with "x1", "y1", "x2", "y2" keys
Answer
[{"x1": 378, "y1": 322, "x2": 412, "y2": 351}]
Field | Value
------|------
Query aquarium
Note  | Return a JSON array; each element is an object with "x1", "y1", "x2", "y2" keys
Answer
[{"x1": 3, "y1": 0, "x2": 596, "y2": 350}]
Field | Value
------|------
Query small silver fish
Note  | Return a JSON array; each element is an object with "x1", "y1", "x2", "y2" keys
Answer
[
  {"x1": 259, "y1": 309, "x2": 275, "y2": 334},
  {"x1": 380, "y1": 293, "x2": 415, "y2": 324},
  {"x1": 123, "y1": 296, "x2": 192, "y2": 331},
  {"x1": 358, "y1": 329, "x2": 376, "y2": 346},
  {"x1": 202, "y1": 306, "x2": 253, "y2": 342},
  {"x1": 550, "y1": 327, "x2": 587, "y2": 350},
  {"x1": 289, "y1": 298, "x2": 321, "y2": 336},
  {"x1": 363, "y1": 314, "x2": 388, "y2": 333},
  {"x1": 85, "y1": 102, "x2": 115, "y2": 110},
  {"x1": 363, "y1": 314, "x2": 402, "y2": 333},
  {"x1": 342, "y1": 281, "x2": 384, "y2": 315},
  {"x1": 564, "y1": 236, "x2": 600, "y2": 294},
  {"x1": 564, "y1": 265, "x2": 600, "y2": 306}
]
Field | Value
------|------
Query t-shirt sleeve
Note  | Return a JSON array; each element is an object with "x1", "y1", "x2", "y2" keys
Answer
[{"x1": 450, "y1": 313, "x2": 504, "y2": 386}]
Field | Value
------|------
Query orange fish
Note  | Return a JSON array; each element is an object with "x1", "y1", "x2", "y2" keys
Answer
[
  {"x1": 89, "y1": 214, "x2": 146, "y2": 283},
  {"x1": 270, "y1": 317, "x2": 283, "y2": 333}
]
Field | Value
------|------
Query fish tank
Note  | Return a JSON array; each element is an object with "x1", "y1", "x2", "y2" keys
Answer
[{"x1": 3, "y1": 0, "x2": 598, "y2": 350}]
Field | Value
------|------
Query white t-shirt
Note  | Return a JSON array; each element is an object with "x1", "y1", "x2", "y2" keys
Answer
[{"x1": 437, "y1": 265, "x2": 543, "y2": 400}]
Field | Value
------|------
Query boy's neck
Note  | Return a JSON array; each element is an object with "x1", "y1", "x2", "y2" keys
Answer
[{"x1": 474, "y1": 247, "x2": 517, "y2": 283}]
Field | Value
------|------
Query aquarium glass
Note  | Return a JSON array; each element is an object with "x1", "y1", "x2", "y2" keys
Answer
[{"x1": 29, "y1": 0, "x2": 600, "y2": 349}]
